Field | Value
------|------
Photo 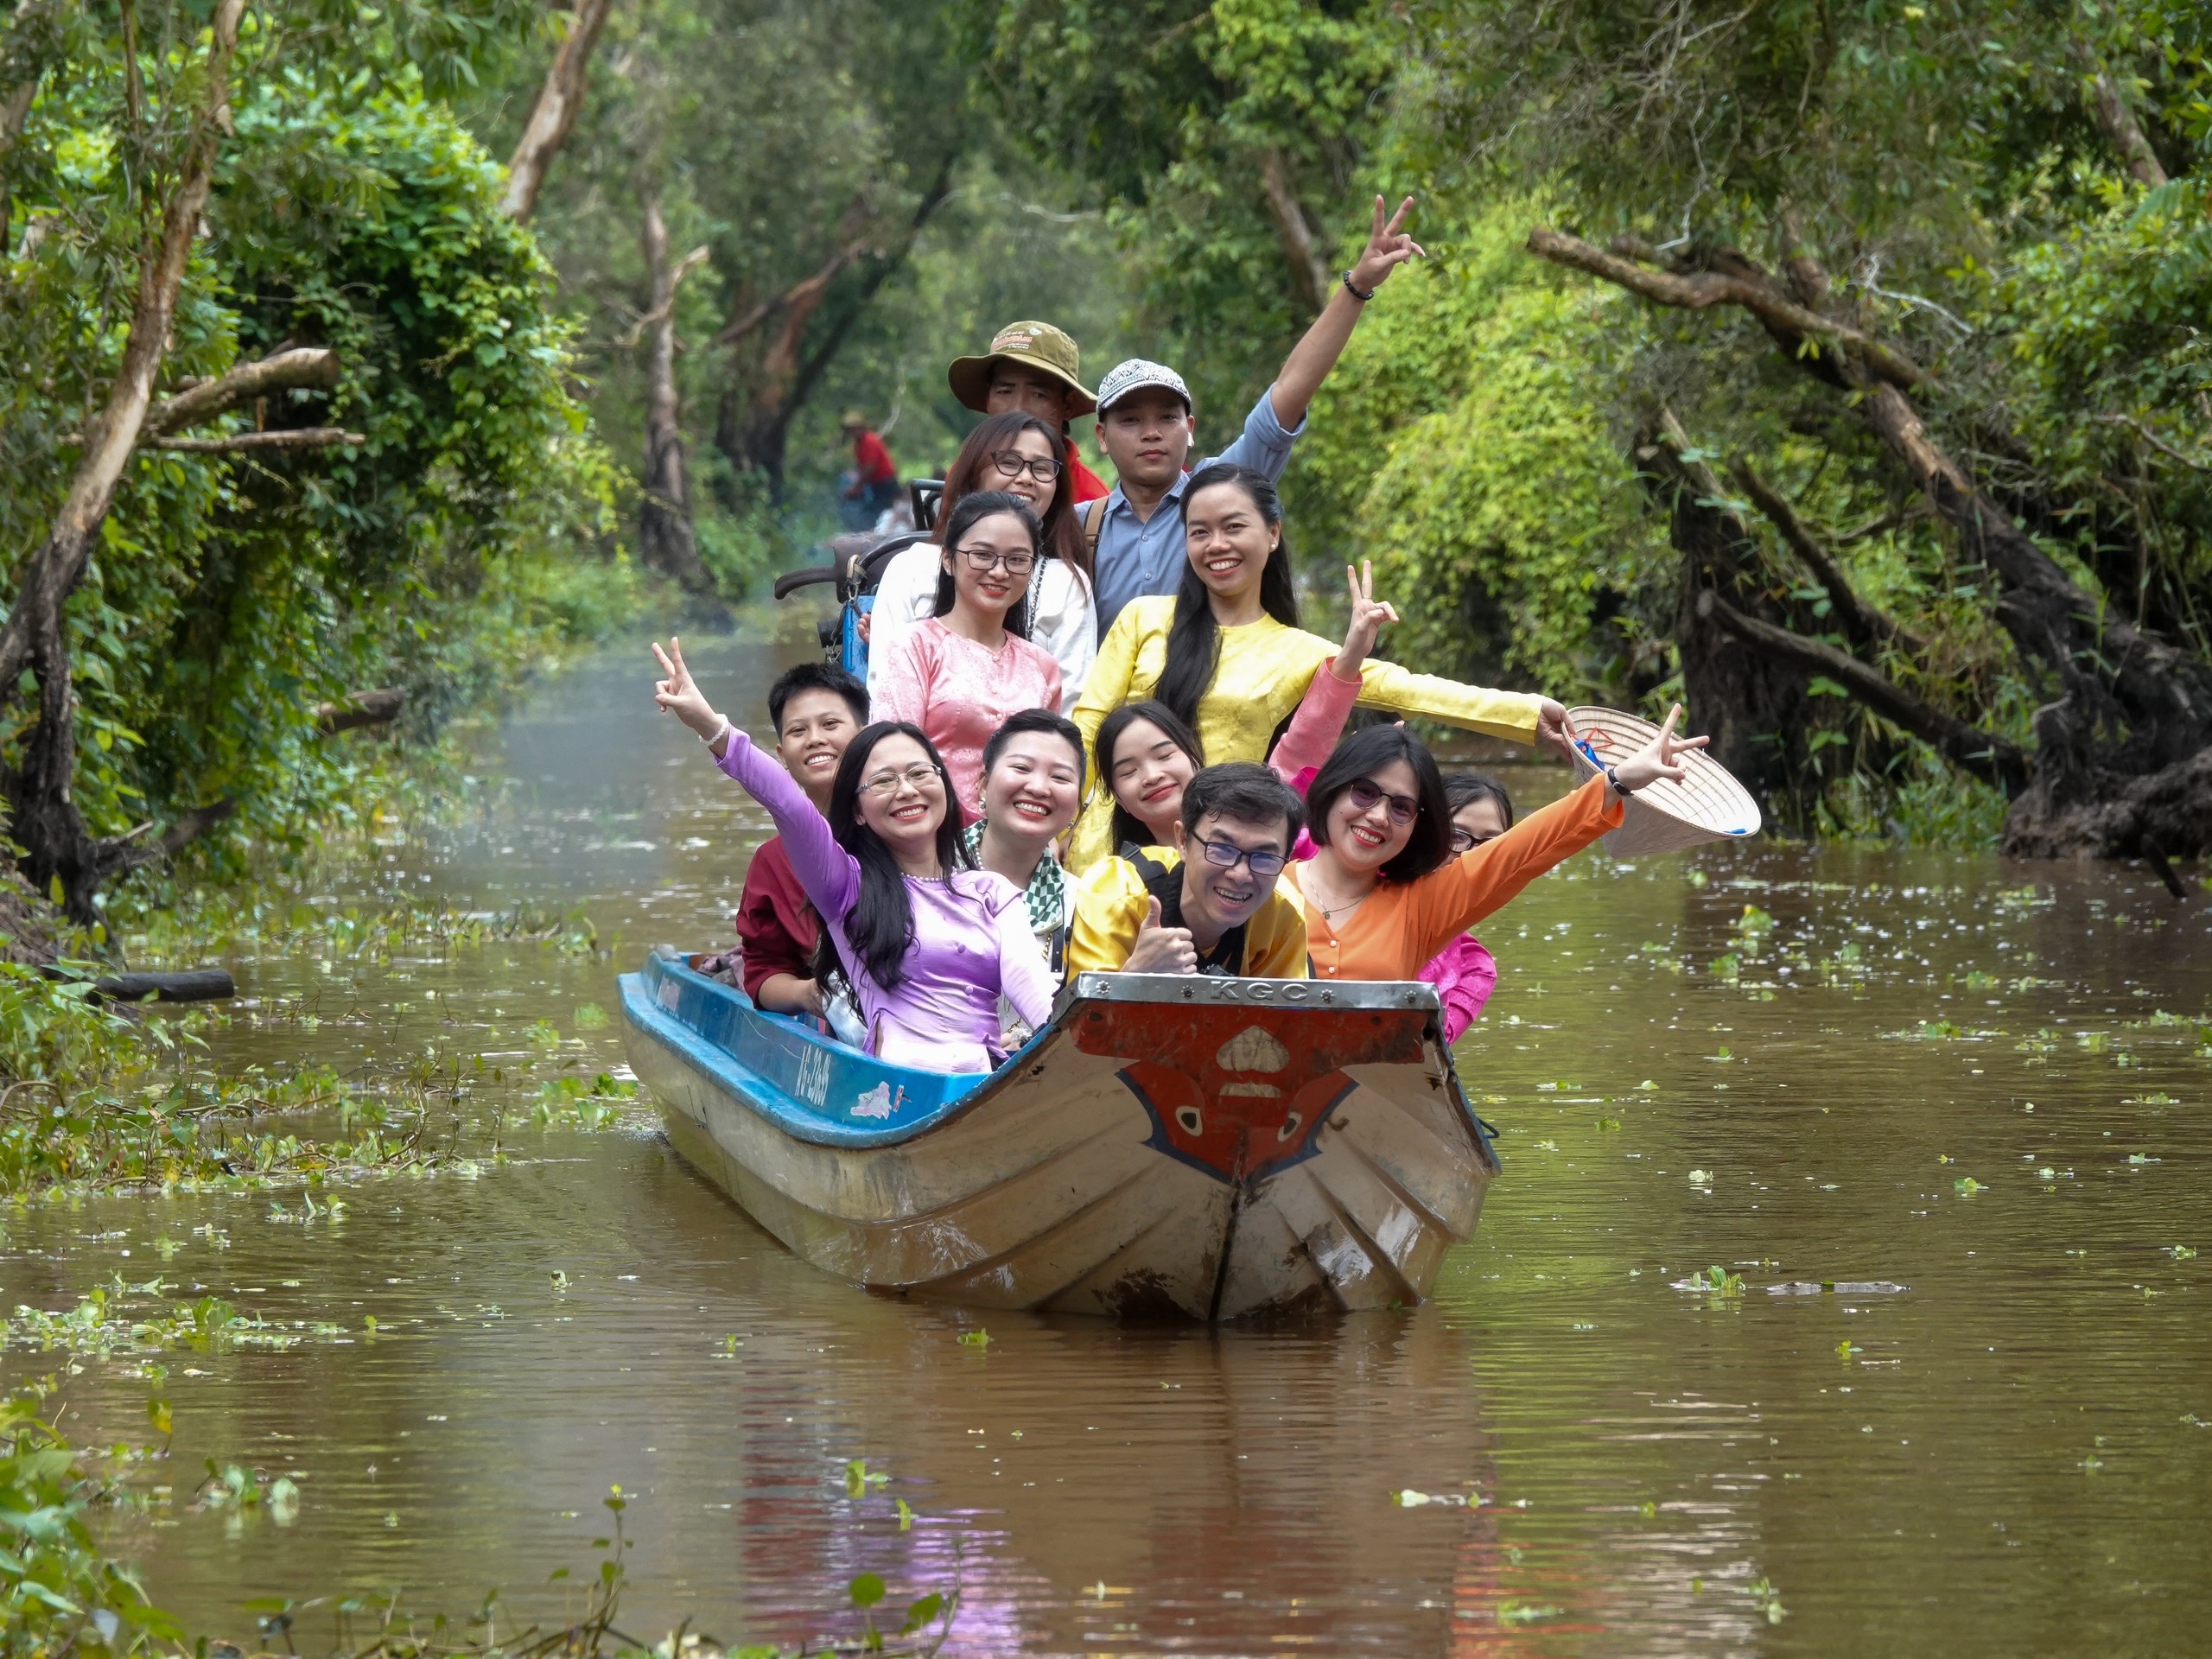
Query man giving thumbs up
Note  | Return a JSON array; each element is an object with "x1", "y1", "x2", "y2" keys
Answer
[{"x1": 1065, "y1": 763, "x2": 1309, "y2": 979}]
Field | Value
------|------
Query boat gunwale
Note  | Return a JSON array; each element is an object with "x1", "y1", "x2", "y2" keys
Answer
[{"x1": 622, "y1": 950, "x2": 1493, "y2": 1168}]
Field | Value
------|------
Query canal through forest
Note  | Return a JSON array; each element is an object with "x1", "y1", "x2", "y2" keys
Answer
[{"x1": 8, "y1": 632, "x2": 2212, "y2": 1656}]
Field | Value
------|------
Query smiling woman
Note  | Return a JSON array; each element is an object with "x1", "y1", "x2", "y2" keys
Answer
[
  {"x1": 651, "y1": 638, "x2": 1057, "y2": 1074},
  {"x1": 1067, "y1": 465, "x2": 1575, "y2": 871},
  {"x1": 878, "y1": 492, "x2": 1065, "y2": 817}
]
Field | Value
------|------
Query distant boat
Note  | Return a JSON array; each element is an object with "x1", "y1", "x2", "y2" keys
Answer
[{"x1": 620, "y1": 949, "x2": 1498, "y2": 1320}]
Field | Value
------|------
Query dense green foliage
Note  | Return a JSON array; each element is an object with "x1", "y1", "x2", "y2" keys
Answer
[{"x1": 2, "y1": 2, "x2": 639, "y2": 888}]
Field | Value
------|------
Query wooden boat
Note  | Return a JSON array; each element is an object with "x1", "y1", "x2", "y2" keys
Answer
[{"x1": 619, "y1": 947, "x2": 1499, "y2": 1319}]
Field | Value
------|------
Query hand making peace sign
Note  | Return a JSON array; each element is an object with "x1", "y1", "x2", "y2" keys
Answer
[
  {"x1": 1331, "y1": 560, "x2": 1400, "y2": 679},
  {"x1": 1347, "y1": 195, "x2": 1427, "y2": 296}
]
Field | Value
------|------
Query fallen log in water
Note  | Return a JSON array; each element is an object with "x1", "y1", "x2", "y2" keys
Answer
[{"x1": 41, "y1": 966, "x2": 237, "y2": 1003}]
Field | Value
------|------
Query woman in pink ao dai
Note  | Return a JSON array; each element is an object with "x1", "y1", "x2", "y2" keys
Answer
[{"x1": 877, "y1": 490, "x2": 1062, "y2": 819}]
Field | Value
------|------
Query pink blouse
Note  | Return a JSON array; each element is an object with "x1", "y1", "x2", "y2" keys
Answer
[{"x1": 877, "y1": 617, "x2": 1063, "y2": 819}]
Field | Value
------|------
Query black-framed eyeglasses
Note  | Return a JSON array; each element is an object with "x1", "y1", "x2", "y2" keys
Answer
[
  {"x1": 988, "y1": 448, "x2": 1064, "y2": 484},
  {"x1": 1346, "y1": 778, "x2": 1418, "y2": 826},
  {"x1": 1450, "y1": 827, "x2": 1500, "y2": 855},
  {"x1": 950, "y1": 545, "x2": 1038, "y2": 576},
  {"x1": 1193, "y1": 836, "x2": 1287, "y2": 880}
]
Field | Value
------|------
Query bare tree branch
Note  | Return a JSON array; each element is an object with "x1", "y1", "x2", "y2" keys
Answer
[
  {"x1": 143, "y1": 346, "x2": 339, "y2": 437},
  {"x1": 156, "y1": 797, "x2": 238, "y2": 857},
  {"x1": 313, "y1": 688, "x2": 404, "y2": 734},
  {"x1": 151, "y1": 427, "x2": 363, "y2": 454},
  {"x1": 1528, "y1": 226, "x2": 1935, "y2": 388},
  {"x1": 502, "y1": 0, "x2": 616, "y2": 222},
  {"x1": 712, "y1": 237, "x2": 869, "y2": 350},
  {"x1": 1728, "y1": 458, "x2": 1926, "y2": 655},
  {"x1": 1695, "y1": 590, "x2": 2030, "y2": 792}
]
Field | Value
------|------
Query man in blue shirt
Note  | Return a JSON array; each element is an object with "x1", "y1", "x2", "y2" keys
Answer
[{"x1": 1084, "y1": 194, "x2": 1427, "y2": 634}]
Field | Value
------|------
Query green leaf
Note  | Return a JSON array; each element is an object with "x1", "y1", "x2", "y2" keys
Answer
[{"x1": 849, "y1": 1571, "x2": 885, "y2": 1609}]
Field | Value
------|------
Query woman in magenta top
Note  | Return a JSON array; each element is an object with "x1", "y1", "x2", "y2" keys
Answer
[
  {"x1": 877, "y1": 491, "x2": 1062, "y2": 818},
  {"x1": 652, "y1": 638, "x2": 1056, "y2": 1075}
]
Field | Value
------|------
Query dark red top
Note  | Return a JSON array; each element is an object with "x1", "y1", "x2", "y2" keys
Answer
[
  {"x1": 1069, "y1": 450, "x2": 1109, "y2": 503},
  {"x1": 852, "y1": 429, "x2": 897, "y2": 486},
  {"x1": 734, "y1": 835, "x2": 818, "y2": 1001}
]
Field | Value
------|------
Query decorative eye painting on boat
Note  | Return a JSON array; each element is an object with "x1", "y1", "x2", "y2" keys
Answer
[{"x1": 1074, "y1": 1002, "x2": 1429, "y2": 1186}]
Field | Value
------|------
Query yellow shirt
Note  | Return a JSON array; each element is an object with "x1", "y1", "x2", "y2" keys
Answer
[
  {"x1": 1068, "y1": 597, "x2": 1547, "y2": 872},
  {"x1": 1065, "y1": 846, "x2": 1310, "y2": 979}
]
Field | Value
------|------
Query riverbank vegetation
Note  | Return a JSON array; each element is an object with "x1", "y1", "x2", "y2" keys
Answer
[{"x1": 970, "y1": 0, "x2": 2212, "y2": 860}]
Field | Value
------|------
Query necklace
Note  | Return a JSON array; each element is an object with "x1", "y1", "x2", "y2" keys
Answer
[{"x1": 1297, "y1": 864, "x2": 1372, "y2": 924}]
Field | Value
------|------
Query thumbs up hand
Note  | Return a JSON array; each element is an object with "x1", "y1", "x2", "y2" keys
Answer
[{"x1": 1123, "y1": 894, "x2": 1198, "y2": 974}]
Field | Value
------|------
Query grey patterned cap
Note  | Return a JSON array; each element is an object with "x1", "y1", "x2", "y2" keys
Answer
[{"x1": 1095, "y1": 358, "x2": 1192, "y2": 414}]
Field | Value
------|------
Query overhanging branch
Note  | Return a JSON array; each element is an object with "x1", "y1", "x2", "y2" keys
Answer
[
  {"x1": 1728, "y1": 460, "x2": 1926, "y2": 655},
  {"x1": 150, "y1": 427, "x2": 363, "y2": 454},
  {"x1": 144, "y1": 347, "x2": 340, "y2": 437},
  {"x1": 1527, "y1": 226, "x2": 1934, "y2": 389},
  {"x1": 1695, "y1": 589, "x2": 2030, "y2": 792}
]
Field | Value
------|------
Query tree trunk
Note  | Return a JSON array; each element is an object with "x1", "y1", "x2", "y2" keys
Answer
[
  {"x1": 1641, "y1": 417, "x2": 1823, "y2": 832},
  {"x1": 1256, "y1": 147, "x2": 1332, "y2": 316},
  {"x1": 637, "y1": 194, "x2": 713, "y2": 593},
  {"x1": 2073, "y1": 38, "x2": 2169, "y2": 188},
  {"x1": 501, "y1": 0, "x2": 615, "y2": 222},
  {"x1": 0, "y1": 0, "x2": 247, "y2": 918}
]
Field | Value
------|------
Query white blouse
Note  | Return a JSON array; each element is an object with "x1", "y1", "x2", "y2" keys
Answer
[{"x1": 867, "y1": 543, "x2": 1095, "y2": 717}]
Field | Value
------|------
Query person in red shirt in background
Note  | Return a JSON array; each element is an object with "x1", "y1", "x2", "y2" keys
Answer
[
  {"x1": 730, "y1": 664, "x2": 869, "y2": 1020},
  {"x1": 839, "y1": 410, "x2": 900, "y2": 530},
  {"x1": 946, "y1": 321, "x2": 1109, "y2": 503}
]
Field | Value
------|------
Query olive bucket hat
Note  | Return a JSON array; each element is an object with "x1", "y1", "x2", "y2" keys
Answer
[{"x1": 946, "y1": 321, "x2": 1096, "y2": 416}]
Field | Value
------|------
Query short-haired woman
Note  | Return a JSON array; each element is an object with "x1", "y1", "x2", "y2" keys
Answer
[
  {"x1": 652, "y1": 638, "x2": 1055, "y2": 1074},
  {"x1": 1290, "y1": 709, "x2": 1707, "y2": 984}
]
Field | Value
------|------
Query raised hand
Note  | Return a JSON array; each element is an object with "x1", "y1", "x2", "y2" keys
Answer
[
  {"x1": 1349, "y1": 194, "x2": 1427, "y2": 296},
  {"x1": 1612, "y1": 702, "x2": 1711, "y2": 792},
  {"x1": 1122, "y1": 895, "x2": 1198, "y2": 975},
  {"x1": 1332, "y1": 560, "x2": 1400, "y2": 677},
  {"x1": 651, "y1": 637, "x2": 728, "y2": 747},
  {"x1": 1534, "y1": 698, "x2": 1580, "y2": 761}
]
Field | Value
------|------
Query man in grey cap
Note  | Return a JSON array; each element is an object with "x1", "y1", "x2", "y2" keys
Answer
[{"x1": 1085, "y1": 195, "x2": 1426, "y2": 633}]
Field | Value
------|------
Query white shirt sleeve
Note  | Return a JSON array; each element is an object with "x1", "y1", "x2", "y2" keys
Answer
[
  {"x1": 864, "y1": 545, "x2": 943, "y2": 711},
  {"x1": 1026, "y1": 556, "x2": 1097, "y2": 715}
]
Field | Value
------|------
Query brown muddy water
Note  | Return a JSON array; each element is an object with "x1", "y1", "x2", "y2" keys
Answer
[{"x1": 7, "y1": 633, "x2": 2212, "y2": 1656}]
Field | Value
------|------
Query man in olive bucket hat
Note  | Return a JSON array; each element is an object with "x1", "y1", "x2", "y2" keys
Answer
[{"x1": 946, "y1": 321, "x2": 1110, "y2": 503}]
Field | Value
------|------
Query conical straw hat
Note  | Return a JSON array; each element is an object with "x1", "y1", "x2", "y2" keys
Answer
[{"x1": 1564, "y1": 707, "x2": 1762, "y2": 856}]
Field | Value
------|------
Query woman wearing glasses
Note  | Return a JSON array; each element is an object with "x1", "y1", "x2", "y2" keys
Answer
[
  {"x1": 651, "y1": 637, "x2": 1056, "y2": 1074},
  {"x1": 867, "y1": 413, "x2": 1096, "y2": 713},
  {"x1": 1290, "y1": 709, "x2": 1707, "y2": 986},
  {"x1": 875, "y1": 492, "x2": 1063, "y2": 819}
]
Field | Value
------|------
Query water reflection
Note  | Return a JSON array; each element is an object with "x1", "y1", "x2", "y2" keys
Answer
[{"x1": 3, "y1": 627, "x2": 2211, "y2": 1654}]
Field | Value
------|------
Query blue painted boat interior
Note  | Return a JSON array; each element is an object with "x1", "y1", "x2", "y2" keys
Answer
[{"x1": 620, "y1": 950, "x2": 991, "y2": 1148}]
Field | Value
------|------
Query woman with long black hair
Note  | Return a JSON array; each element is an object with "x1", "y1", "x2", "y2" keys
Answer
[
  {"x1": 1066, "y1": 462, "x2": 1575, "y2": 870},
  {"x1": 651, "y1": 638, "x2": 1056, "y2": 1074}
]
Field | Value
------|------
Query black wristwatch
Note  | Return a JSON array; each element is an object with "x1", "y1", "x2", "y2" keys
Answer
[
  {"x1": 1605, "y1": 765, "x2": 1635, "y2": 798},
  {"x1": 1342, "y1": 269, "x2": 1376, "y2": 302}
]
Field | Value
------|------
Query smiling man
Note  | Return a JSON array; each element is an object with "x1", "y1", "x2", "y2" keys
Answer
[
  {"x1": 1084, "y1": 195, "x2": 1427, "y2": 633},
  {"x1": 1065, "y1": 763, "x2": 1308, "y2": 978},
  {"x1": 736, "y1": 664, "x2": 869, "y2": 1017}
]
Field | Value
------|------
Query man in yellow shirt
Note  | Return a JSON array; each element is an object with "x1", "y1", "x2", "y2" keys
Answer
[{"x1": 1065, "y1": 764, "x2": 1308, "y2": 979}]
